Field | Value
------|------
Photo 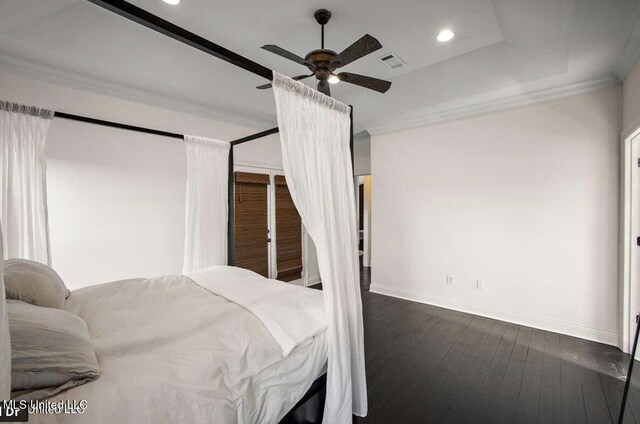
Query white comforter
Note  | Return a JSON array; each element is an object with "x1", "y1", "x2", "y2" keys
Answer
[{"x1": 30, "y1": 267, "x2": 328, "y2": 424}]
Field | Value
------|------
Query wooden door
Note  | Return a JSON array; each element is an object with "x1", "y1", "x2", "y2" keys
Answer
[
  {"x1": 274, "y1": 176, "x2": 302, "y2": 281},
  {"x1": 234, "y1": 172, "x2": 269, "y2": 277}
]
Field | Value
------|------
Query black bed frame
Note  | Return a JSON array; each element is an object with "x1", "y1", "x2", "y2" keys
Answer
[{"x1": 48, "y1": 0, "x2": 359, "y2": 421}]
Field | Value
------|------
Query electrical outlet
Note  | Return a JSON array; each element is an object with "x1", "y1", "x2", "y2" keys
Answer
[
  {"x1": 476, "y1": 280, "x2": 484, "y2": 290},
  {"x1": 446, "y1": 275, "x2": 454, "y2": 286}
]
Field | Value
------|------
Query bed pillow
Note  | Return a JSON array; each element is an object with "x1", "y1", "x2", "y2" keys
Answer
[
  {"x1": 4, "y1": 259, "x2": 70, "y2": 309},
  {"x1": 7, "y1": 300, "x2": 100, "y2": 400}
]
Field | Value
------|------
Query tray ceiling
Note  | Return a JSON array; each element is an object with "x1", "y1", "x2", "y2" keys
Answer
[{"x1": 0, "y1": 0, "x2": 638, "y2": 132}]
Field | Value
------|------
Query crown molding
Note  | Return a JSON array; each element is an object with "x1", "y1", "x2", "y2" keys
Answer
[
  {"x1": 0, "y1": 52, "x2": 275, "y2": 130},
  {"x1": 0, "y1": 52, "x2": 622, "y2": 139},
  {"x1": 614, "y1": 5, "x2": 640, "y2": 83},
  {"x1": 366, "y1": 76, "x2": 619, "y2": 136}
]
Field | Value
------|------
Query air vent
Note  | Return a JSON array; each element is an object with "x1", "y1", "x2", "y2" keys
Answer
[{"x1": 379, "y1": 53, "x2": 406, "y2": 69}]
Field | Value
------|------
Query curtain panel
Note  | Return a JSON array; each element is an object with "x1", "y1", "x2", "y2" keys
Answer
[
  {"x1": 272, "y1": 72, "x2": 367, "y2": 423},
  {"x1": 0, "y1": 222, "x2": 9, "y2": 400},
  {"x1": 0, "y1": 101, "x2": 54, "y2": 265},
  {"x1": 183, "y1": 135, "x2": 230, "y2": 273}
]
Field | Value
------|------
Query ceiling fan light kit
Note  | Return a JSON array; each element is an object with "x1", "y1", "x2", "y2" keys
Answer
[
  {"x1": 258, "y1": 9, "x2": 392, "y2": 97},
  {"x1": 328, "y1": 74, "x2": 340, "y2": 84}
]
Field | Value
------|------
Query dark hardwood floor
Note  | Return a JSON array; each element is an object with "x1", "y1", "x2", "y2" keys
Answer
[
  {"x1": 360, "y1": 262, "x2": 371, "y2": 292},
  {"x1": 353, "y1": 270, "x2": 637, "y2": 424},
  {"x1": 311, "y1": 264, "x2": 636, "y2": 423}
]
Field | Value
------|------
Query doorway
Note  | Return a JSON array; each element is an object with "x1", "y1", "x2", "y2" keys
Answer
[
  {"x1": 622, "y1": 129, "x2": 640, "y2": 355},
  {"x1": 356, "y1": 175, "x2": 371, "y2": 290},
  {"x1": 233, "y1": 166, "x2": 319, "y2": 285}
]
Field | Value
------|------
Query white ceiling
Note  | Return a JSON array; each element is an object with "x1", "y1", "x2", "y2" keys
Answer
[{"x1": 0, "y1": 0, "x2": 638, "y2": 133}]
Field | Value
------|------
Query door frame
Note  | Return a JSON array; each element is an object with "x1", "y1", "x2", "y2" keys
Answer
[
  {"x1": 271, "y1": 168, "x2": 284, "y2": 281},
  {"x1": 620, "y1": 125, "x2": 640, "y2": 354},
  {"x1": 355, "y1": 175, "x2": 372, "y2": 268}
]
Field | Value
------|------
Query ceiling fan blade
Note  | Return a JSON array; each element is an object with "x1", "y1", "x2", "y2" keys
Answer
[
  {"x1": 337, "y1": 72, "x2": 391, "y2": 93},
  {"x1": 256, "y1": 74, "x2": 313, "y2": 90},
  {"x1": 262, "y1": 45, "x2": 314, "y2": 69},
  {"x1": 333, "y1": 34, "x2": 382, "y2": 68},
  {"x1": 317, "y1": 80, "x2": 331, "y2": 96}
]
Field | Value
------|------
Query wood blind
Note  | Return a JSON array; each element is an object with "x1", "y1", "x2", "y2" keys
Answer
[
  {"x1": 275, "y1": 175, "x2": 302, "y2": 281},
  {"x1": 235, "y1": 172, "x2": 270, "y2": 185},
  {"x1": 234, "y1": 172, "x2": 269, "y2": 277}
]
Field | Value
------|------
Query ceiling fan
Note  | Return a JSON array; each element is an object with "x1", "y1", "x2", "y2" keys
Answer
[{"x1": 257, "y1": 9, "x2": 392, "y2": 97}]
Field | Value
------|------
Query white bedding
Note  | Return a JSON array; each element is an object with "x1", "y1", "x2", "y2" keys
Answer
[
  {"x1": 29, "y1": 269, "x2": 328, "y2": 424},
  {"x1": 188, "y1": 266, "x2": 326, "y2": 356}
]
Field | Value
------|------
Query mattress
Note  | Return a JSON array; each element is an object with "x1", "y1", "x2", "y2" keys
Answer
[{"x1": 28, "y1": 273, "x2": 328, "y2": 424}]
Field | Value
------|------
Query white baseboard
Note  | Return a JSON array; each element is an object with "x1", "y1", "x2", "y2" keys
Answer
[{"x1": 369, "y1": 283, "x2": 618, "y2": 347}]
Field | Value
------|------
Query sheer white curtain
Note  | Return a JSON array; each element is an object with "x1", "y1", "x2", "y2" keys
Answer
[
  {"x1": 0, "y1": 101, "x2": 54, "y2": 265},
  {"x1": 272, "y1": 72, "x2": 367, "y2": 423},
  {"x1": 183, "y1": 135, "x2": 230, "y2": 273},
  {"x1": 0, "y1": 222, "x2": 9, "y2": 400}
]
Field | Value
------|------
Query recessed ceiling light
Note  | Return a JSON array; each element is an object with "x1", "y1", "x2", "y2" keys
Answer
[
  {"x1": 437, "y1": 29, "x2": 455, "y2": 43},
  {"x1": 328, "y1": 74, "x2": 340, "y2": 84},
  {"x1": 163, "y1": 0, "x2": 180, "y2": 5}
]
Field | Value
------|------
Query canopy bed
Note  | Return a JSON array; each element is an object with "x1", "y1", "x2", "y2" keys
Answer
[{"x1": 0, "y1": 0, "x2": 368, "y2": 423}]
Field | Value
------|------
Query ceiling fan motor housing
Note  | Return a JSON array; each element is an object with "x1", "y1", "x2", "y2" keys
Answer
[{"x1": 305, "y1": 49, "x2": 338, "y2": 80}]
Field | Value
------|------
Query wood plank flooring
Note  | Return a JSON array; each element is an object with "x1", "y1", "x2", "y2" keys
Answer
[{"x1": 356, "y1": 290, "x2": 637, "y2": 424}]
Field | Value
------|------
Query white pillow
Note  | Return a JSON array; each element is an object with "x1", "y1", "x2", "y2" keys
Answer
[{"x1": 4, "y1": 259, "x2": 70, "y2": 309}]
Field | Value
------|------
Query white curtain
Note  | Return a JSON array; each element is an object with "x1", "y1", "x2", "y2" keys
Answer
[
  {"x1": 0, "y1": 101, "x2": 54, "y2": 265},
  {"x1": 272, "y1": 72, "x2": 367, "y2": 423},
  {"x1": 0, "y1": 222, "x2": 9, "y2": 400},
  {"x1": 183, "y1": 135, "x2": 230, "y2": 273}
]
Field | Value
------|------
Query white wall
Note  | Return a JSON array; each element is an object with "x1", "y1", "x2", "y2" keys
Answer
[
  {"x1": 0, "y1": 68, "x2": 256, "y2": 289},
  {"x1": 624, "y1": 61, "x2": 640, "y2": 137},
  {"x1": 354, "y1": 131, "x2": 371, "y2": 176},
  {"x1": 371, "y1": 86, "x2": 622, "y2": 345},
  {"x1": 234, "y1": 133, "x2": 283, "y2": 169}
]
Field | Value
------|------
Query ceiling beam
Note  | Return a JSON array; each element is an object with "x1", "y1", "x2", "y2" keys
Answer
[{"x1": 86, "y1": 0, "x2": 274, "y2": 81}]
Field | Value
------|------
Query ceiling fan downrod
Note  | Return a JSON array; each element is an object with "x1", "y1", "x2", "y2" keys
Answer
[{"x1": 314, "y1": 9, "x2": 332, "y2": 49}]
